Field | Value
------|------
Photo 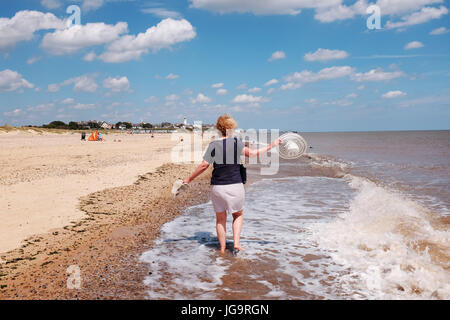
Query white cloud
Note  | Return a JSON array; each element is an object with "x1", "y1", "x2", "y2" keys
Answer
[
  {"x1": 3, "y1": 109, "x2": 23, "y2": 117},
  {"x1": 165, "y1": 73, "x2": 179, "y2": 79},
  {"x1": 386, "y1": 6, "x2": 448, "y2": 29},
  {"x1": 27, "y1": 56, "x2": 42, "y2": 65},
  {"x1": 304, "y1": 48, "x2": 349, "y2": 62},
  {"x1": 83, "y1": 51, "x2": 97, "y2": 62},
  {"x1": 248, "y1": 87, "x2": 262, "y2": 93},
  {"x1": 41, "y1": 0, "x2": 62, "y2": 9},
  {"x1": 267, "y1": 88, "x2": 276, "y2": 94},
  {"x1": 191, "y1": 0, "x2": 335, "y2": 16},
  {"x1": 314, "y1": 4, "x2": 356, "y2": 22},
  {"x1": 61, "y1": 98, "x2": 75, "y2": 104},
  {"x1": 347, "y1": 93, "x2": 357, "y2": 98},
  {"x1": 236, "y1": 83, "x2": 247, "y2": 90},
  {"x1": 81, "y1": 0, "x2": 105, "y2": 11},
  {"x1": 0, "y1": 69, "x2": 34, "y2": 92},
  {"x1": 141, "y1": 7, "x2": 182, "y2": 18},
  {"x1": 382, "y1": 90, "x2": 407, "y2": 98},
  {"x1": 264, "y1": 79, "x2": 279, "y2": 86},
  {"x1": 191, "y1": 93, "x2": 212, "y2": 104},
  {"x1": 268, "y1": 50, "x2": 286, "y2": 62},
  {"x1": 145, "y1": 96, "x2": 159, "y2": 103},
  {"x1": 165, "y1": 94, "x2": 179, "y2": 101},
  {"x1": 430, "y1": 26, "x2": 450, "y2": 35},
  {"x1": 103, "y1": 76, "x2": 131, "y2": 93},
  {"x1": 357, "y1": 85, "x2": 365, "y2": 90},
  {"x1": 27, "y1": 103, "x2": 55, "y2": 112},
  {"x1": 190, "y1": 0, "x2": 447, "y2": 27},
  {"x1": 211, "y1": 82, "x2": 224, "y2": 88},
  {"x1": 282, "y1": 66, "x2": 354, "y2": 90},
  {"x1": 41, "y1": 22, "x2": 128, "y2": 55},
  {"x1": 99, "y1": 18, "x2": 196, "y2": 63},
  {"x1": 72, "y1": 103, "x2": 96, "y2": 110},
  {"x1": 0, "y1": 10, "x2": 65, "y2": 52},
  {"x1": 48, "y1": 74, "x2": 98, "y2": 93},
  {"x1": 404, "y1": 41, "x2": 424, "y2": 50},
  {"x1": 216, "y1": 88, "x2": 228, "y2": 95},
  {"x1": 351, "y1": 68, "x2": 405, "y2": 82},
  {"x1": 305, "y1": 98, "x2": 317, "y2": 104},
  {"x1": 232, "y1": 94, "x2": 269, "y2": 104}
]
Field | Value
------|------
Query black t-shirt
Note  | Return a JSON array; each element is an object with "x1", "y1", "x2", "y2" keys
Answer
[{"x1": 203, "y1": 137, "x2": 245, "y2": 185}]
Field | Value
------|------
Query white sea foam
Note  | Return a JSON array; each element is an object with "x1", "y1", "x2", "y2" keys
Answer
[{"x1": 310, "y1": 175, "x2": 450, "y2": 299}]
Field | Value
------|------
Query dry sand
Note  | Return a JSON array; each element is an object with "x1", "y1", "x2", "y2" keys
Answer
[
  {"x1": 0, "y1": 129, "x2": 213, "y2": 299},
  {"x1": 0, "y1": 131, "x2": 178, "y2": 253}
]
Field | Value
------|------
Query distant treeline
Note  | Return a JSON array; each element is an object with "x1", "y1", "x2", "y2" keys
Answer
[{"x1": 40, "y1": 121, "x2": 155, "y2": 130}]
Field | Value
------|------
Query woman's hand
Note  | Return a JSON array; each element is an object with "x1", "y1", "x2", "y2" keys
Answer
[
  {"x1": 271, "y1": 138, "x2": 282, "y2": 147},
  {"x1": 182, "y1": 177, "x2": 190, "y2": 184}
]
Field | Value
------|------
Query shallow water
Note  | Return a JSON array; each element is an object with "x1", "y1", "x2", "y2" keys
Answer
[{"x1": 141, "y1": 131, "x2": 450, "y2": 300}]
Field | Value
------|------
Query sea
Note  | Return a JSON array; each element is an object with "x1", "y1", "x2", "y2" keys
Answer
[{"x1": 140, "y1": 131, "x2": 450, "y2": 300}]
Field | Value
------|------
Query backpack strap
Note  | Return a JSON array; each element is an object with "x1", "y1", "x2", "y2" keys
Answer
[
  {"x1": 222, "y1": 138, "x2": 226, "y2": 165},
  {"x1": 234, "y1": 137, "x2": 238, "y2": 165}
]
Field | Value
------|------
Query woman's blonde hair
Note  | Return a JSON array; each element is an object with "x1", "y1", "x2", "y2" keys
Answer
[{"x1": 216, "y1": 114, "x2": 237, "y2": 136}]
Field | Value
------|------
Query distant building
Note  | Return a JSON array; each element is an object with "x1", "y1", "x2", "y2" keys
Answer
[{"x1": 184, "y1": 117, "x2": 188, "y2": 126}]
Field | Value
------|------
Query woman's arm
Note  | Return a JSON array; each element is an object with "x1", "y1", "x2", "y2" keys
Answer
[
  {"x1": 183, "y1": 160, "x2": 210, "y2": 184},
  {"x1": 243, "y1": 138, "x2": 281, "y2": 158}
]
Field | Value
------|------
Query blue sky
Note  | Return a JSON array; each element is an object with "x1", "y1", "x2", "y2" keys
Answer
[{"x1": 1, "y1": 0, "x2": 449, "y2": 131}]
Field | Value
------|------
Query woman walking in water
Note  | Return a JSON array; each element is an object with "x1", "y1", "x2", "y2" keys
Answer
[{"x1": 183, "y1": 114, "x2": 281, "y2": 255}]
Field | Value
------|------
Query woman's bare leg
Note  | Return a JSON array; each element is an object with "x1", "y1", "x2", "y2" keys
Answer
[
  {"x1": 232, "y1": 210, "x2": 244, "y2": 251},
  {"x1": 216, "y1": 211, "x2": 227, "y2": 254}
]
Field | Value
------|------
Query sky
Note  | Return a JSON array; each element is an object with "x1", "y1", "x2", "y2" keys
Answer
[{"x1": 0, "y1": 0, "x2": 449, "y2": 131}]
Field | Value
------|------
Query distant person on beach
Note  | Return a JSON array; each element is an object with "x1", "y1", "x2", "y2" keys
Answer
[{"x1": 183, "y1": 114, "x2": 281, "y2": 255}]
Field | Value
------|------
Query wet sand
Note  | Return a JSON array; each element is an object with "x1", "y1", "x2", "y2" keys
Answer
[{"x1": 0, "y1": 130, "x2": 212, "y2": 299}]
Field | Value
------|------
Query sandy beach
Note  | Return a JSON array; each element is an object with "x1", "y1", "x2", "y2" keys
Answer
[{"x1": 0, "y1": 129, "x2": 211, "y2": 299}]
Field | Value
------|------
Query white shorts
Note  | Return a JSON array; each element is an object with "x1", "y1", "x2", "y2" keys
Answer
[{"x1": 210, "y1": 183, "x2": 245, "y2": 214}]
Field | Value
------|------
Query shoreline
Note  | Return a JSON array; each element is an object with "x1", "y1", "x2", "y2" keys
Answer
[{"x1": 0, "y1": 162, "x2": 212, "y2": 299}]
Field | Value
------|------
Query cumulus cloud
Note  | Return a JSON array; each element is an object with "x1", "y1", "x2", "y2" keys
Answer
[
  {"x1": 268, "y1": 50, "x2": 286, "y2": 62},
  {"x1": 282, "y1": 66, "x2": 354, "y2": 90},
  {"x1": 430, "y1": 26, "x2": 449, "y2": 34},
  {"x1": 81, "y1": 0, "x2": 105, "y2": 11},
  {"x1": 48, "y1": 74, "x2": 98, "y2": 93},
  {"x1": 248, "y1": 87, "x2": 262, "y2": 93},
  {"x1": 83, "y1": 51, "x2": 97, "y2": 62},
  {"x1": 0, "y1": 69, "x2": 34, "y2": 92},
  {"x1": 351, "y1": 68, "x2": 405, "y2": 82},
  {"x1": 165, "y1": 94, "x2": 179, "y2": 101},
  {"x1": 216, "y1": 88, "x2": 228, "y2": 95},
  {"x1": 103, "y1": 76, "x2": 131, "y2": 93},
  {"x1": 27, "y1": 56, "x2": 42, "y2": 65},
  {"x1": 232, "y1": 94, "x2": 269, "y2": 104},
  {"x1": 190, "y1": 0, "x2": 448, "y2": 27},
  {"x1": 61, "y1": 98, "x2": 75, "y2": 104},
  {"x1": 41, "y1": 22, "x2": 128, "y2": 55},
  {"x1": 72, "y1": 103, "x2": 96, "y2": 110},
  {"x1": 264, "y1": 79, "x2": 279, "y2": 87},
  {"x1": 41, "y1": 0, "x2": 62, "y2": 9},
  {"x1": 141, "y1": 7, "x2": 182, "y2": 18},
  {"x1": 3, "y1": 109, "x2": 23, "y2": 117},
  {"x1": 99, "y1": 18, "x2": 196, "y2": 63},
  {"x1": 165, "y1": 73, "x2": 179, "y2": 79},
  {"x1": 386, "y1": 6, "x2": 448, "y2": 29},
  {"x1": 211, "y1": 83, "x2": 224, "y2": 88},
  {"x1": 382, "y1": 90, "x2": 407, "y2": 98},
  {"x1": 304, "y1": 48, "x2": 349, "y2": 62},
  {"x1": 0, "y1": 10, "x2": 65, "y2": 52},
  {"x1": 404, "y1": 41, "x2": 424, "y2": 50},
  {"x1": 191, "y1": 93, "x2": 212, "y2": 104}
]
